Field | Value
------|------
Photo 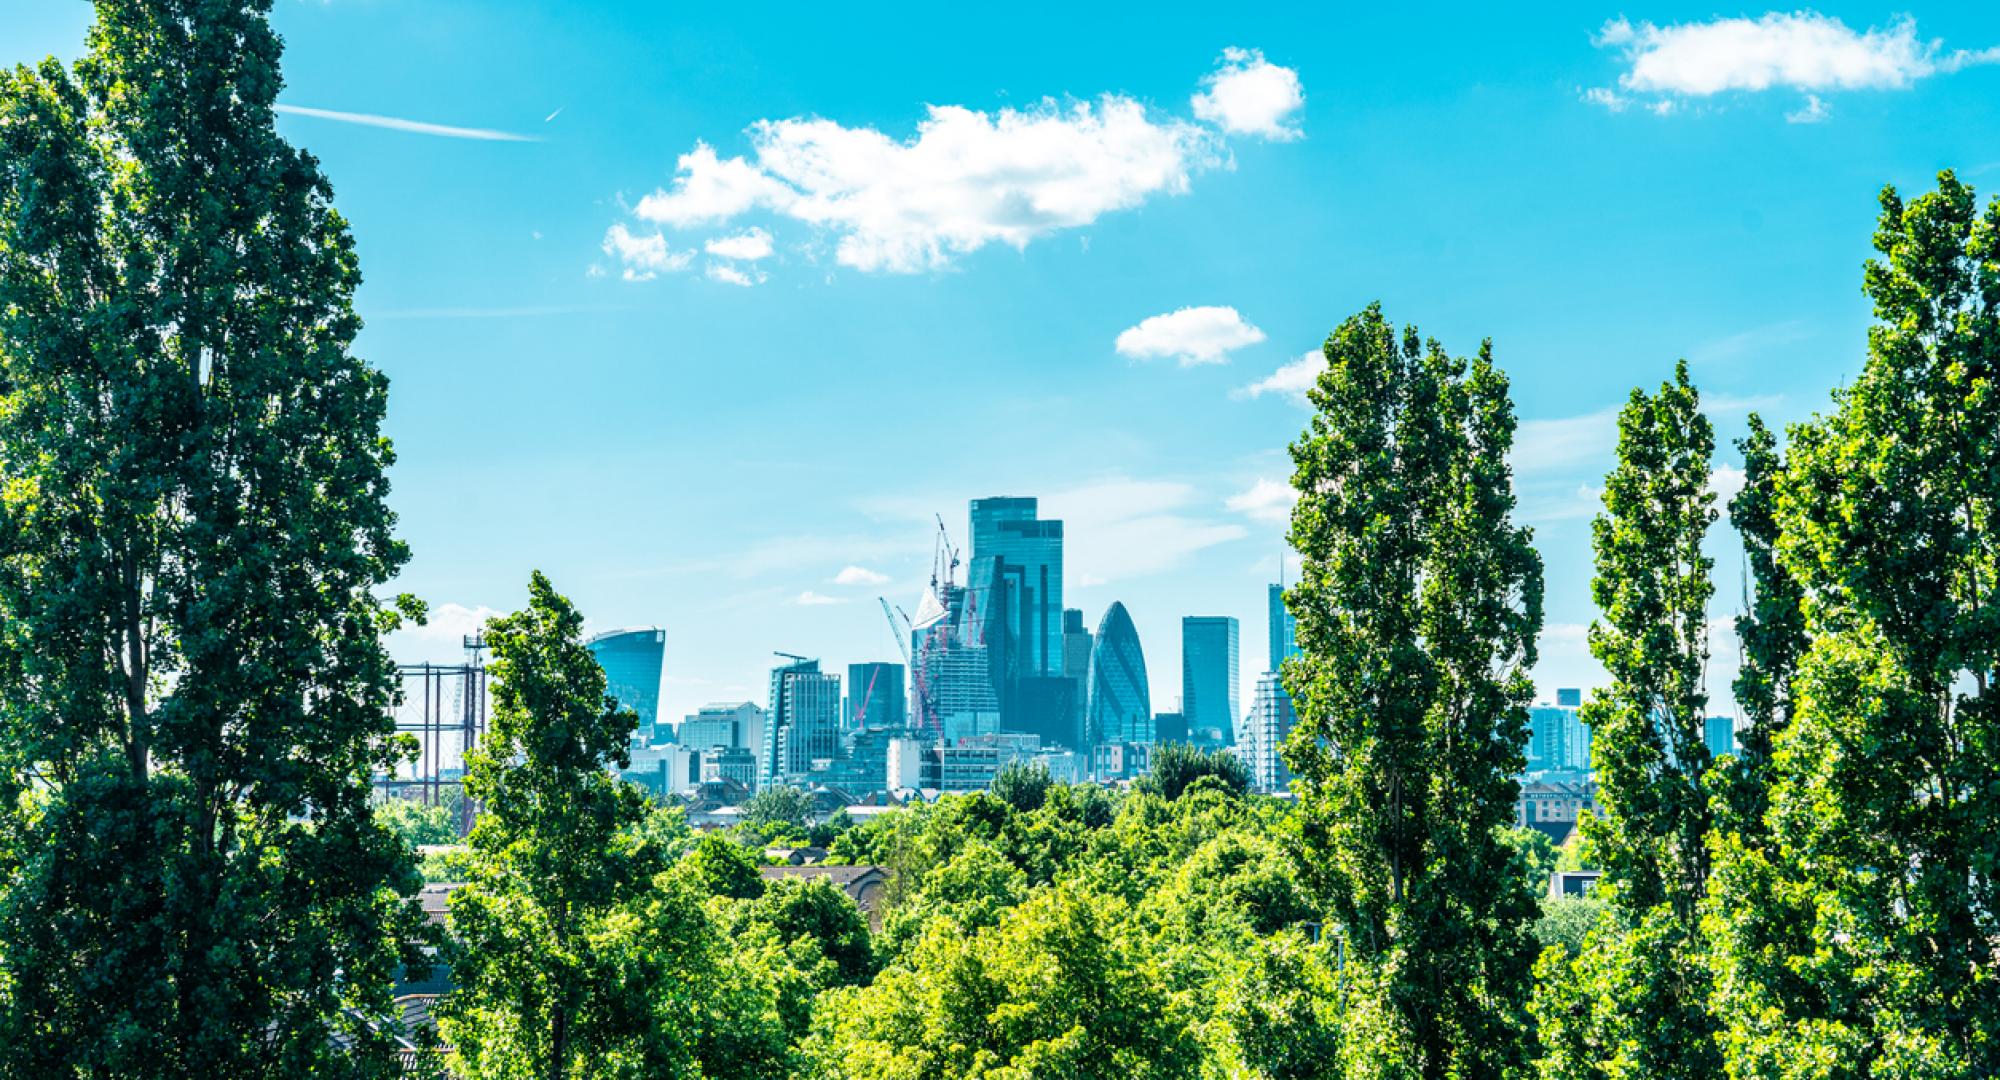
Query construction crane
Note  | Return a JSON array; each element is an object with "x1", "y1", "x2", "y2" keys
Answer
[{"x1": 881, "y1": 597, "x2": 934, "y2": 737}]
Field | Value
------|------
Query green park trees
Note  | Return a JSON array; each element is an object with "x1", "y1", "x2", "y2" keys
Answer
[
  {"x1": 1533, "y1": 363, "x2": 1722, "y2": 1078},
  {"x1": 1285, "y1": 306, "x2": 1545, "y2": 1078},
  {"x1": 0, "y1": 1, "x2": 424, "y2": 1073}
]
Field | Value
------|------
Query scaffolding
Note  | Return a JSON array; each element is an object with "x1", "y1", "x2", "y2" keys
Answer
[{"x1": 377, "y1": 636, "x2": 489, "y2": 835}]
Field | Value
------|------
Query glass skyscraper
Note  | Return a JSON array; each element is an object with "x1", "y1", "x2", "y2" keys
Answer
[
  {"x1": 846, "y1": 662, "x2": 907, "y2": 731},
  {"x1": 586, "y1": 627, "x2": 666, "y2": 743},
  {"x1": 1182, "y1": 616, "x2": 1240, "y2": 747},
  {"x1": 763, "y1": 657, "x2": 840, "y2": 789},
  {"x1": 1086, "y1": 602, "x2": 1151, "y2": 752},
  {"x1": 969, "y1": 497, "x2": 1064, "y2": 678},
  {"x1": 1268, "y1": 583, "x2": 1299, "y2": 673},
  {"x1": 1244, "y1": 672, "x2": 1298, "y2": 792}
]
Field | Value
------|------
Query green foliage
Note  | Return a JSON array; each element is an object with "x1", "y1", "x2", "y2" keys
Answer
[
  {"x1": 1705, "y1": 170, "x2": 2000, "y2": 1078},
  {"x1": 680, "y1": 832, "x2": 766, "y2": 900},
  {"x1": 0, "y1": 4, "x2": 423, "y2": 1073},
  {"x1": 438, "y1": 573, "x2": 701, "y2": 1079},
  {"x1": 1531, "y1": 894, "x2": 1606, "y2": 961},
  {"x1": 1286, "y1": 304, "x2": 1545, "y2": 1077},
  {"x1": 1534, "y1": 361, "x2": 1722, "y2": 1078},
  {"x1": 1138, "y1": 741, "x2": 1249, "y2": 800},
  {"x1": 805, "y1": 882, "x2": 1199, "y2": 1079},
  {"x1": 1211, "y1": 931, "x2": 1346, "y2": 1080},
  {"x1": 740, "y1": 785, "x2": 814, "y2": 843},
  {"x1": 377, "y1": 796, "x2": 459, "y2": 849},
  {"x1": 1501, "y1": 825, "x2": 1560, "y2": 897},
  {"x1": 989, "y1": 759, "x2": 1053, "y2": 812}
]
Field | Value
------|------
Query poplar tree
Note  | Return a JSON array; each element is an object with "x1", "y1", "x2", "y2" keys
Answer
[
  {"x1": 1532, "y1": 362, "x2": 1720, "y2": 1078},
  {"x1": 1286, "y1": 304, "x2": 1545, "y2": 1078},
  {"x1": 440, "y1": 572, "x2": 709, "y2": 1080},
  {"x1": 1707, "y1": 171, "x2": 2000, "y2": 1077},
  {"x1": 0, "y1": 1, "x2": 423, "y2": 1073}
]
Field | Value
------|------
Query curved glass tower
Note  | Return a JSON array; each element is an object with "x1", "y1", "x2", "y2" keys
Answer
[
  {"x1": 586, "y1": 627, "x2": 666, "y2": 742},
  {"x1": 1085, "y1": 602, "x2": 1151, "y2": 751}
]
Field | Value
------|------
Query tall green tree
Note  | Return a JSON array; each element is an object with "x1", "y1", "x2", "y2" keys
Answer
[
  {"x1": 1285, "y1": 304, "x2": 1545, "y2": 1078},
  {"x1": 1706, "y1": 171, "x2": 2000, "y2": 1078},
  {"x1": 440, "y1": 572, "x2": 690, "y2": 1079},
  {"x1": 0, "y1": 2, "x2": 425, "y2": 1073},
  {"x1": 1532, "y1": 362, "x2": 1721, "y2": 1078}
]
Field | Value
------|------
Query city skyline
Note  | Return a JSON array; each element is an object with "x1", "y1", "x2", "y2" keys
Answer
[{"x1": 8, "y1": 4, "x2": 1994, "y2": 727}]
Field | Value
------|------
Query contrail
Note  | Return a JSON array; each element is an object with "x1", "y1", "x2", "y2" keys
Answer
[{"x1": 274, "y1": 104, "x2": 537, "y2": 142}]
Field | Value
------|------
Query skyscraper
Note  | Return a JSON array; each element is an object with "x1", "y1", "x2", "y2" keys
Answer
[
  {"x1": 1062, "y1": 608, "x2": 1092, "y2": 748},
  {"x1": 1267, "y1": 583, "x2": 1299, "y2": 672},
  {"x1": 586, "y1": 627, "x2": 666, "y2": 743},
  {"x1": 763, "y1": 657, "x2": 840, "y2": 789},
  {"x1": 678, "y1": 702, "x2": 765, "y2": 754},
  {"x1": 1086, "y1": 602, "x2": 1152, "y2": 751},
  {"x1": 1182, "y1": 616, "x2": 1240, "y2": 747},
  {"x1": 846, "y1": 662, "x2": 907, "y2": 731},
  {"x1": 1244, "y1": 672, "x2": 1297, "y2": 792},
  {"x1": 969, "y1": 497, "x2": 1064, "y2": 678},
  {"x1": 1704, "y1": 716, "x2": 1737, "y2": 761}
]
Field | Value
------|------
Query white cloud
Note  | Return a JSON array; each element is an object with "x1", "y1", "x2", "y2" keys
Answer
[
  {"x1": 1234, "y1": 349, "x2": 1324, "y2": 401},
  {"x1": 601, "y1": 223, "x2": 693, "y2": 281},
  {"x1": 1226, "y1": 478, "x2": 1298, "y2": 525},
  {"x1": 1588, "y1": 13, "x2": 2000, "y2": 115},
  {"x1": 705, "y1": 227, "x2": 775, "y2": 261},
  {"x1": 1787, "y1": 94, "x2": 1831, "y2": 123},
  {"x1": 795, "y1": 591, "x2": 847, "y2": 606},
  {"x1": 635, "y1": 143, "x2": 796, "y2": 227},
  {"x1": 273, "y1": 104, "x2": 536, "y2": 142},
  {"x1": 1512, "y1": 407, "x2": 1621, "y2": 475},
  {"x1": 384, "y1": 602, "x2": 502, "y2": 665},
  {"x1": 833, "y1": 565, "x2": 891, "y2": 586},
  {"x1": 1115, "y1": 305, "x2": 1266, "y2": 366},
  {"x1": 628, "y1": 98, "x2": 1216, "y2": 273},
  {"x1": 1043, "y1": 478, "x2": 1247, "y2": 584},
  {"x1": 1710, "y1": 464, "x2": 1748, "y2": 502},
  {"x1": 705, "y1": 263, "x2": 764, "y2": 287},
  {"x1": 1191, "y1": 47, "x2": 1305, "y2": 140}
]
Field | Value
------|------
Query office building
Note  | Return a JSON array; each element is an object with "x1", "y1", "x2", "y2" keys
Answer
[
  {"x1": 1154, "y1": 710, "x2": 1187, "y2": 745},
  {"x1": 1557, "y1": 687, "x2": 1582, "y2": 709},
  {"x1": 1182, "y1": 616, "x2": 1240, "y2": 747},
  {"x1": 1268, "y1": 583, "x2": 1299, "y2": 672},
  {"x1": 679, "y1": 702, "x2": 764, "y2": 753},
  {"x1": 969, "y1": 497, "x2": 1064, "y2": 678},
  {"x1": 1086, "y1": 602, "x2": 1152, "y2": 754},
  {"x1": 622, "y1": 743, "x2": 699, "y2": 797},
  {"x1": 1244, "y1": 672, "x2": 1297, "y2": 792},
  {"x1": 702, "y1": 746, "x2": 758, "y2": 789},
  {"x1": 763, "y1": 658, "x2": 840, "y2": 788},
  {"x1": 846, "y1": 662, "x2": 907, "y2": 731},
  {"x1": 1063, "y1": 608, "x2": 1093, "y2": 746},
  {"x1": 1704, "y1": 716, "x2": 1737, "y2": 761},
  {"x1": 586, "y1": 627, "x2": 666, "y2": 742}
]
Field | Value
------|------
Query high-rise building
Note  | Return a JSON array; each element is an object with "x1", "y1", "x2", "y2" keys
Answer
[
  {"x1": 1062, "y1": 608, "x2": 1093, "y2": 749},
  {"x1": 763, "y1": 657, "x2": 840, "y2": 789},
  {"x1": 1557, "y1": 687, "x2": 1582, "y2": 709},
  {"x1": 678, "y1": 702, "x2": 764, "y2": 754},
  {"x1": 1182, "y1": 616, "x2": 1240, "y2": 747},
  {"x1": 1086, "y1": 602, "x2": 1152, "y2": 754},
  {"x1": 1703, "y1": 716, "x2": 1737, "y2": 761},
  {"x1": 846, "y1": 662, "x2": 907, "y2": 731},
  {"x1": 587, "y1": 628, "x2": 666, "y2": 742},
  {"x1": 970, "y1": 497, "x2": 1064, "y2": 678},
  {"x1": 1268, "y1": 584, "x2": 1299, "y2": 672},
  {"x1": 1244, "y1": 672, "x2": 1298, "y2": 792},
  {"x1": 1154, "y1": 710, "x2": 1187, "y2": 745}
]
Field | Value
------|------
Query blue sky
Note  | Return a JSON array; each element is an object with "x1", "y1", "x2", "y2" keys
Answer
[{"x1": 5, "y1": 2, "x2": 1998, "y2": 724}]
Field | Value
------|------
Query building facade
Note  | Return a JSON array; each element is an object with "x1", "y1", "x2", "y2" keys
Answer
[
  {"x1": 1182, "y1": 616, "x2": 1240, "y2": 747},
  {"x1": 969, "y1": 497, "x2": 1064, "y2": 678},
  {"x1": 586, "y1": 627, "x2": 666, "y2": 742},
  {"x1": 1086, "y1": 602, "x2": 1152, "y2": 756},
  {"x1": 846, "y1": 662, "x2": 907, "y2": 731},
  {"x1": 1267, "y1": 583, "x2": 1299, "y2": 672},
  {"x1": 1243, "y1": 671, "x2": 1297, "y2": 793},
  {"x1": 763, "y1": 658, "x2": 841, "y2": 788}
]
